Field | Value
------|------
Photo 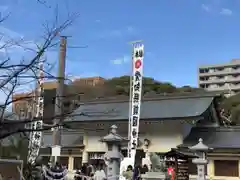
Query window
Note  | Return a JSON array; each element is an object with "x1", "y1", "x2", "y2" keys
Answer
[
  {"x1": 73, "y1": 157, "x2": 82, "y2": 170},
  {"x1": 214, "y1": 160, "x2": 238, "y2": 177},
  {"x1": 199, "y1": 69, "x2": 209, "y2": 73}
]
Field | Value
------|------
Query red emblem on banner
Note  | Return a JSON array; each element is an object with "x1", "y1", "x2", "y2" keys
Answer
[{"x1": 135, "y1": 59, "x2": 142, "y2": 69}]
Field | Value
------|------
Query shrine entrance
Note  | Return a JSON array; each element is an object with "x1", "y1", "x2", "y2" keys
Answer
[{"x1": 164, "y1": 148, "x2": 196, "y2": 180}]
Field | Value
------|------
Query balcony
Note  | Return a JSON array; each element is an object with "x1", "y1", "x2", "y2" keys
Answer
[
  {"x1": 199, "y1": 69, "x2": 240, "y2": 77},
  {"x1": 199, "y1": 76, "x2": 240, "y2": 85},
  {"x1": 206, "y1": 84, "x2": 240, "y2": 91}
]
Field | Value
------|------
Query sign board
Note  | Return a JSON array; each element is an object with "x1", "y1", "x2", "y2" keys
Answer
[
  {"x1": 51, "y1": 145, "x2": 61, "y2": 157},
  {"x1": 89, "y1": 153, "x2": 105, "y2": 160}
]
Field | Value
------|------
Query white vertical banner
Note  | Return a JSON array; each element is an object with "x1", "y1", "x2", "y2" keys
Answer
[
  {"x1": 128, "y1": 44, "x2": 144, "y2": 164},
  {"x1": 27, "y1": 61, "x2": 44, "y2": 164}
]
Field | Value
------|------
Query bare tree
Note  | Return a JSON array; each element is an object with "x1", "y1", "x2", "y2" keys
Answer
[{"x1": 0, "y1": 1, "x2": 79, "y2": 140}]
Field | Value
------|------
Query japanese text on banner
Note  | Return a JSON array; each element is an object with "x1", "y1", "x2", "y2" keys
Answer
[{"x1": 129, "y1": 44, "x2": 144, "y2": 158}]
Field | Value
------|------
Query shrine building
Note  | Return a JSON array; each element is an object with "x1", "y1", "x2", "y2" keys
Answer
[{"x1": 41, "y1": 92, "x2": 240, "y2": 179}]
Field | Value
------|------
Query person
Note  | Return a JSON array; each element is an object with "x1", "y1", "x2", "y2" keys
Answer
[
  {"x1": 74, "y1": 168, "x2": 81, "y2": 180},
  {"x1": 78, "y1": 164, "x2": 87, "y2": 180},
  {"x1": 93, "y1": 164, "x2": 106, "y2": 180},
  {"x1": 167, "y1": 164, "x2": 175, "y2": 180},
  {"x1": 87, "y1": 164, "x2": 94, "y2": 177},
  {"x1": 133, "y1": 165, "x2": 141, "y2": 180},
  {"x1": 122, "y1": 165, "x2": 133, "y2": 180},
  {"x1": 81, "y1": 164, "x2": 87, "y2": 175}
]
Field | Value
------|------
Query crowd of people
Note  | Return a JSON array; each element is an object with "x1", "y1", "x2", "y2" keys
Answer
[
  {"x1": 73, "y1": 163, "x2": 150, "y2": 180},
  {"x1": 73, "y1": 163, "x2": 175, "y2": 180},
  {"x1": 122, "y1": 164, "x2": 149, "y2": 180},
  {"x1": 74, "y1": 163, "x2": 106, "y2": 180}
]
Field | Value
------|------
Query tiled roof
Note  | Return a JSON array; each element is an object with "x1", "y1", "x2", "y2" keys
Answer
[
  {"x1": 66, "y1": 94, "x2": 219, "y2": 122},
  {"x1": 180, "y1": 126, "x2": 240, "y2": 149}
]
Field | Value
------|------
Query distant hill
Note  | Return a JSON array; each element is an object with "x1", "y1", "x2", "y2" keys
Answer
[
  {"x1": 68, "y1": 76, "x2": 240, "y2": 124},
  {"x1": 67, "y1": 75, "x2": 204, "y2": 99}
]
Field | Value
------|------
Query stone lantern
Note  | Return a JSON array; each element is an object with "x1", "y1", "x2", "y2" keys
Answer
[
  {"x1": 189, "y1": 138, "x2": 210, "y2": 180},
  {"x1": 100, "y1": 125, "x2": 128, "y2": 180}
]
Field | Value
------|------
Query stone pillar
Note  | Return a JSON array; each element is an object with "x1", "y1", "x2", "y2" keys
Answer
[
  {"x1": 189, "y1": 138, "x2": 210, "y2": 180},
  {"x1": 100, "y1": 125, "x2": 128, "y2": 180}
]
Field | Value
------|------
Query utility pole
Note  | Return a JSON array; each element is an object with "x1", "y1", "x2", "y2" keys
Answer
[{"x1": 52, "y1": 36, "x2": 67, "y2": 164}]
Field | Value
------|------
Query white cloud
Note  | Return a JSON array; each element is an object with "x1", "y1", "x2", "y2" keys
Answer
[
  {"x1": 201, "y1": 4, "x2": 211, "y2": 12},
  {"x1": 111, "y1": 55, "x2": 131, "y2": 65},
  {"x1": 0, "y1": 25, "x2": 59, "y2": 101},
  {"x1": 220, "y1": 8, "x2": 232, "y2": 16},
  {"x1": 200, "y1": 0, "x2": 234, "y2": 16},
  {"x1": 95, "y1": 19, "x2": 101, "y2": 23},
  {"x1": 0, "y1": 26, "x2": 37, "y2": 54},
  {"x1": 0, "y1": 26, "x2": 23, "y2": 39},
  {"x1": 99, "y1": 26, "x2": 136, "y2": 39},
  {"x1": 126, "y1": 26, "x2": 134, "y2": 33}
]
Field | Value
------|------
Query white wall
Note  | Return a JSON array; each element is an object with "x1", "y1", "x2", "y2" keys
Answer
[
  {"x1": 86, "y1": 135, "x2": 107, "y2": 152},
  {"x1": 84, "y1": 120, "x2": 192, "y2": 153}
]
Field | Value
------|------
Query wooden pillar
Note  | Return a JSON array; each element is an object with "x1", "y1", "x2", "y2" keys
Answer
[
  {"x1": 207, "y1": 159, "x2": 214, "y2": 179},
  {"x1": 82, "y1": 132, "x2": 89, "y2": 164},
  {"x1": 68, "y1": 156, "x2": 74, "y2": 171}
]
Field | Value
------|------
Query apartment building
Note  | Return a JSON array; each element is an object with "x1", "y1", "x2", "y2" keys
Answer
[{"x1": 198, "y1": 59, "x2": 240, "y2": 95}]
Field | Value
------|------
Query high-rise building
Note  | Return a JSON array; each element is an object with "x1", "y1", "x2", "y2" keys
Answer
[{"x1": 198, "y1": 59, "x2": 240, "y2": 95}]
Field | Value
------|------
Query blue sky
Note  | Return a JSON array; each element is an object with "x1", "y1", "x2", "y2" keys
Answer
[{"x1": 1, "y1": 0, "x2": 240, "y2": 88}]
